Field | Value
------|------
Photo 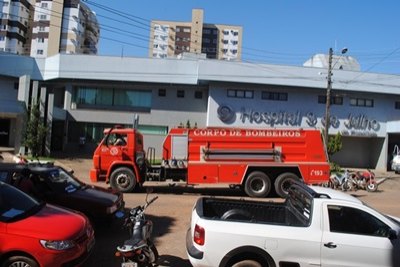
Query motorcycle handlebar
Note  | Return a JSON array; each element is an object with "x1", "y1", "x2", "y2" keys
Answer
[{"x1": 147, "y1": 196, "x2": 159, "y2": 206}]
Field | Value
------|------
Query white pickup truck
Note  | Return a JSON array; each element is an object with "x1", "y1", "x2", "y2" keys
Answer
[{"x1": 186, "y1": 183, "x2": 400, "y2": 267}]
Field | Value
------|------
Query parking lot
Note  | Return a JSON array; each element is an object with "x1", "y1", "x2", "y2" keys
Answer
[{"x1": 50, "y1": 156, "x2": 400, "y2": 267}]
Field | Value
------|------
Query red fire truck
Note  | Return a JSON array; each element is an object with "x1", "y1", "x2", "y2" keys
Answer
[{"x1": 90, "y1": 127, "x2": 330, "y2": 198}]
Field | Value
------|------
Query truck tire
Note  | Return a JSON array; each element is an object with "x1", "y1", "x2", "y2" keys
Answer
[
  {"x1": 221, "y1": 209, "x2": 253, "y2": 221},
  {"x1": 274, "y1": 172, "x2": 299, "y2": 198},
  {"x1": 110, "y1": 167, "x2": 136, "y2": 193},
  {"x1": 244, "y1": 171, "x2": 271, "y2": 198},
  {"x1": 231, "y1": 260, "x2": 263, "y2": 267}
]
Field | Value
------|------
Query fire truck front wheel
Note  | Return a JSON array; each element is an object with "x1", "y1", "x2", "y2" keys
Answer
[
  {"x1": 110, "y1": 167, "x2": 136, "y2": 193},
  {"x1": 244, "y1": 171, "x2": 271, "y2": 198}
]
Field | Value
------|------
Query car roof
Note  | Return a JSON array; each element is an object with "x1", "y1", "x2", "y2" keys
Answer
[
  {"x1": 0, "y1": 162, "x2": 58, "y2": 173},
  {"x1": 309, "y1": 185, "x2": 363, "y2": 204}
]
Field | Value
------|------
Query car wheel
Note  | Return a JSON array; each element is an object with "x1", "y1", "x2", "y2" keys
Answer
[
  {"x1": 231, "y1": 259, "x2": 263, "y2": 267},
  {"x1": 274, "y1": 172, "x2": 300, "y2": 198},
  {"x1": 2, "y1": 256, "x2": 39, "y2": 267},
  {"x1": 110, "y1": 167, "x2": 136, "y2": 193},
  {"x1": 244, "y1": 171, "x2": 271, "y2": 198}
]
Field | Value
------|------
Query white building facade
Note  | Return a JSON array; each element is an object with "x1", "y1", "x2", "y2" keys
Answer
[{"x1": 0, "y1": 53, "x2": 400, "y2": 171}]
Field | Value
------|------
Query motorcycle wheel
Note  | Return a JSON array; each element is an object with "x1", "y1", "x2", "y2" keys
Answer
[
  {"x1": 366, "y1": 181, "x2": 378, "y2": 192},
  {"x1": 341, "y1": 181, "x2": 351, "y2": 192},
  {"x1": 147, "y1": 243, "x2": 159, "y2": 266}
]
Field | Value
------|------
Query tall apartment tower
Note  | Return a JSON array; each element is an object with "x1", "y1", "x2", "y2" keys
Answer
[
  {"x1": 149, "y1": 9, "x2": 243, "y2": 61},
  {"x1": 0, "y1": 0, "x2": 33, "y2": 55},
  {"x1": 0, "y1": 0, "x2": 99, "y2": 57}
]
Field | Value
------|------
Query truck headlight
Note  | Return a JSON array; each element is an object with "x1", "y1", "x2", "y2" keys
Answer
[{"x1": 40, "y1": 240, "x2": 75, "y2": 250}]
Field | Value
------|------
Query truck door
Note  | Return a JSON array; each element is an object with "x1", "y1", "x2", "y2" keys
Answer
[
  {"x1": 321, "y1": 204, "x2": 396, "y2": 267},
  {"x1": 99, "y1": 133, "x2": 128, "y2": 171}
]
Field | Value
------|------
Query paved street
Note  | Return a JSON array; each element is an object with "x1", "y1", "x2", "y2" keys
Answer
[{"x1": 51, "y1": 157, "x2": 400, "y2": 267}]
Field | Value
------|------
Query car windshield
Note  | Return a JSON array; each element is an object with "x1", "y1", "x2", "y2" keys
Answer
[
  {"x1": 44, "y1": 168, "x2": 83, "y2": 193},
  {"x1": 362, "y1": 201, "x2": 400, "y2": 227},
  {"x1": 0, "y1": 182, "x2": 43, "y2": 222}
]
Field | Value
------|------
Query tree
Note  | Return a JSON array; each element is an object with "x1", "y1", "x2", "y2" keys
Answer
[
  {"x1": 23, "y1": 100, "x2": 48, "y2": 157},
  {"x1": 326, "y1": 132, "x2": 343, "y2": 173},
  {"x1": 327, "y1": 132, "x2": 342, "y2": 156}
]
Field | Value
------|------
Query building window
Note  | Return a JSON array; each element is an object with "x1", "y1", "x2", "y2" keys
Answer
[
  {"x1": 183, "y1": 28, "x2": 191, "y2": 33},
  {"x1": 262, "y1": 91, "x2": 288, "y2": 101},
  {"x1": 74, "y1": 87, "x2": 152, "y2": 111},
  {"x1": 37, "y1": 38, "x2": 45, "y2": 43},
  {"x1": 318, "y1": 95, "x2": 343, "y2": 105},
  {"x1": 37, "y1": 49, "x2": 44, "y2": 55},
  {"x1": 177, "y1": 90, "x2": 185, "y2": 98},
  {"x1": 39, "y1": 26, "x2": 45, "y2": 31},
  {"x1": 39, "y1": 15, "x2": 47, "y2": 20},
  {"x1": 350, "y1": 97, "x2": 374, "y2": 107},
  {"x1": 395, "y1": 101, "x2": 400, "y2": 110},
  {"x1": 227, "y1": 89, "x2": 254, "y2": 99},
  {"x1": 41, "y1": 3, "x2": 48, "y2": 8},
  {"x1": 194, "y1": 91, "x2": 203, "y2": 99},
  {"x1": 158, "y1": 89, "x2": 166, "y2": 97}
]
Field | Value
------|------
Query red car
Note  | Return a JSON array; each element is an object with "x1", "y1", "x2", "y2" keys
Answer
[{"x1": 0, "y1": 181, "x2": 95, "y2": 267}]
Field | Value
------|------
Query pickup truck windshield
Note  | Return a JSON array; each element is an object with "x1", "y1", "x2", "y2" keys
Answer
[{"x1": 287, "y1": 185, "x2": 313, "y2": 226}]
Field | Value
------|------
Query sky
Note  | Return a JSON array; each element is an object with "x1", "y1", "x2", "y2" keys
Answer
[{"x1": 84, "y1": 0, "x2": 400, "y2": 75}]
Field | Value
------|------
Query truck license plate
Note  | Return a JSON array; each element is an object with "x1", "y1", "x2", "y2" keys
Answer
[{"x1": 121, "y1": 262, "x2": 137, "y2": 267}]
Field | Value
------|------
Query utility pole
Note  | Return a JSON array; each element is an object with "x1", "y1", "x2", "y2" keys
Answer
[{"x1": 324, "y1": 48, "x2": 333, "y2": 149}]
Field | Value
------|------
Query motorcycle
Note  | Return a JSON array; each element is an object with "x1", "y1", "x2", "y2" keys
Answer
[
  {"x1": 115, "y1": 189, "x2": 159, "y2": 267},
  {"x1": 329, "y1": 169, "x2": 353, "y2": 191},
  {"x1": 348, "y1": 169, "x2": 378, "y2": 192}
]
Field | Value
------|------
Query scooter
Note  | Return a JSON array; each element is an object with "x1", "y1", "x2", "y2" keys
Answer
[
  {"x1": 115, "y1": 189, "x2": 159, "y2": 267},
  {"x1": 329, "y1": 169, "x2": 353, "y2": 191}
]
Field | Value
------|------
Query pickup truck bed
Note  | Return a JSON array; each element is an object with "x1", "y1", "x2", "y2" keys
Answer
[{"x1": 199, "y1": 197, "x2": 307, "y2": 226}]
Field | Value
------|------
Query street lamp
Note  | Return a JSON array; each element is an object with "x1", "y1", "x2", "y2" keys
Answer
[{"x1": 324, "y1": 47, "x2": 347, "y2": 149}]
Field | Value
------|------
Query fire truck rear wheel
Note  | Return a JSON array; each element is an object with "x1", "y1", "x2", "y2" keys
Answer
[
  {"x1": 274, "y1": 172, "x2": 300, "y2": 198},
  {"x1": 110, "y1": 167, "x2": 136, "y2": 193},
  {"x1": 244, "y1": 171, "x2": 271, "y2": 198}
]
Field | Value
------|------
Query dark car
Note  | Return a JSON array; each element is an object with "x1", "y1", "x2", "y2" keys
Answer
[{"x1": 0, "y1": 162, "x2": 124, "y2": 222}]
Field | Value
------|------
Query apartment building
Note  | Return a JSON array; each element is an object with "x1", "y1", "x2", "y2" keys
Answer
[
  {"x1": 149, "y1": 9, "x2": 243, "y2": 60},
  {"x1": 0, "y1": 0, "x2": 99, "y2": 57},
  {"x1": 0, "y1": 0, "x2": 33, "y2": 54}
]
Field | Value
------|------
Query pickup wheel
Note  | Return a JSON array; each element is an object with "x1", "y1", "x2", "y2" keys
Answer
[
  {"x1": 274, "y1": 172, "x2": 300, "y2": 198},
  {"x1": 231, "y1": 260, "x2": 262, "y2": 267},
  {"x1": 110, "y1": 167, "x2": 136, "y2": 193},
  {"x1": 244, "y1": 171, "x2": 271, "y2": 198}
]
